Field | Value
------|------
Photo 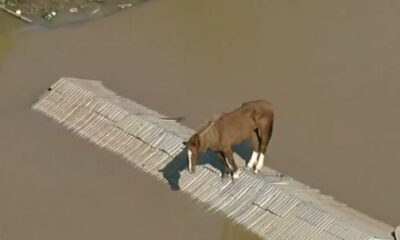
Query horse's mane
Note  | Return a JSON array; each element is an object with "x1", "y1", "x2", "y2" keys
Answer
[{"x1": 197, "y1": 114, "x2": 220, "y2": 137}]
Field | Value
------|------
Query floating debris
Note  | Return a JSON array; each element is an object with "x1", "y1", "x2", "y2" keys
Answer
[
  {"x1": 42, "y1": 10, "x2": 57, "y2": 21},
  {"x1": 0, "y1": 2, "x2": 32, "y2": 23},
  {"x1": 118, "y1": 3, "x2": 132, "y2": 9},
  {"x1": 4, "y1": 0, "x2": 16, "y2": 7},
  {"x1": 69, "y1": 7, "x2": 78, "y2": 13},
  {"x1": 0, "y1": 0, "x2": 148, "y2": 26}
]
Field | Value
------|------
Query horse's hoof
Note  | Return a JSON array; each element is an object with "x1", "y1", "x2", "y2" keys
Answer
[
  {"x1": 221, "y1": 172, "x2": 230, "y2": 179},
  {"x1": 232, "y1": 170, "x2": 240, "y2": 179},
  {"x1": 221, "y1": 175, "x2": 230, "y2": 182}
]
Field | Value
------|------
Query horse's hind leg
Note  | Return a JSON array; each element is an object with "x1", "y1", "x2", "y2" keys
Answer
[
  {"x1": 255, "y1": 120, "x2": 273, "y2": 173},
  {"x1": 224, "y1": 148, "x2": 240, "y2": 179},
  {"x1": 247, "y1": 130, "x2": 261, "y2": 170}
]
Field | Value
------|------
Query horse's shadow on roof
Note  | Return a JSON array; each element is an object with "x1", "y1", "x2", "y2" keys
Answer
[{"x1": 159, "y1": 140, "x2": 252, "y2": 191}]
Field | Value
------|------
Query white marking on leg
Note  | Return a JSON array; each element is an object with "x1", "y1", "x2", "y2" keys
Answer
[
  {"x1": 225, "y1": 158, "x2": 233, "y2": 171},
  {"x1": 188, "y1": 150, "x2": 193, "y2": 173},
  {"x1": 247, "y1": 151, "x2": 259, "y2": 168},
  {"x1": 255, "y1": 153, "x2": 265, "y2": 173},
  {"x1": 233, "y1": 169, "x2": 240, "y2": 179}
]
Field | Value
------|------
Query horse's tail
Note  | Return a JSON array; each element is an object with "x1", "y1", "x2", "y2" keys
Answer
[
  {"x1": 251, "y1": 110, "x2": 274, "y2": 142},
  {"x1": 268, "y1": 117, "x2": 274, "y2": 141}
]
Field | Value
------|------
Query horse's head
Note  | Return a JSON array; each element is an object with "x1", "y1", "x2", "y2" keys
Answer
[
  {"x1": 183, "y1": 119, "x2": 218, "y2": 173},
  {"x1": 183, "y1": 133, "x2": 201, "y2": 173}
]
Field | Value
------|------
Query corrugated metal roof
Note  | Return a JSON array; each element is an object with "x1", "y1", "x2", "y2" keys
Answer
[{"x1": 32, "y1": 77, "x2": 395, "y2": 240}]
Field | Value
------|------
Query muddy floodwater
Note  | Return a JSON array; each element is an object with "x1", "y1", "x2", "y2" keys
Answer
[{"x1": 1, "y1": 0, "x2": 400, "y2": 239}]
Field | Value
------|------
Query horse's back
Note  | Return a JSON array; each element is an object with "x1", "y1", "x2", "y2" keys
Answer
[
  {"x1": 241, "y1": 99, "x2": 272, "y2": 108},
  {"x1": 241, "y1": 99, "x2": 271, "y2": 106},
  {"x1": 218, "y1": 99, "x2": 272, "y2": 129},
  {"x1": 241, "y1": 99, "x2": 274, "y2": 117}
]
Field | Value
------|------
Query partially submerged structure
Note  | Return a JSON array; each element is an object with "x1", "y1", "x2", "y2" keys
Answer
[
  {"x1": 0, "y1": 0, "x2": 145, "y2": 25},
  {"x1": 32, "y1": 77, "x2": 396, "y2": 240}
]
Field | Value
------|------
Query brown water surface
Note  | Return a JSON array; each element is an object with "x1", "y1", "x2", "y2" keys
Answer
[{"x1": 1, "y1": 0, "x2": 400, "y2": 239}]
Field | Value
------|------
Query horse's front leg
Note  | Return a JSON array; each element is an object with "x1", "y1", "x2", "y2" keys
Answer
[
  {"x1": 223, "y1": 148, "x2": 240, "y2": 179},
  {"x1": 217, "y1": 151, "x2": 231, "y2": 178}
]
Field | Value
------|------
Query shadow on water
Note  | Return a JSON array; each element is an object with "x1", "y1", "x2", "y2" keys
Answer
[{"x1": 159, "y1": 140, "x2": 254, "y2": 191}]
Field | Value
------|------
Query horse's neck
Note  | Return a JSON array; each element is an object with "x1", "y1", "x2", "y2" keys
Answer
[{"x1": 199, "y1": 122, "x2": 219, "y2": 149}]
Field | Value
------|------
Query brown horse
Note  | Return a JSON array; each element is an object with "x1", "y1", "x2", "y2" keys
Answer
[{"x1": 184, "y1": 99, "x2": 274, "y2": 179}]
